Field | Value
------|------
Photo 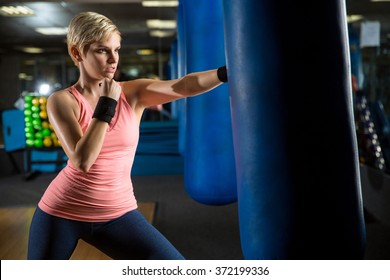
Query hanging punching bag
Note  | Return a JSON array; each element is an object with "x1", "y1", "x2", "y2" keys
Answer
[
  {"x1": 181, "y1": 0, "x2": 237, "y2": 205},
  {"x1": 176, "y1": 3, "x2": 187, "y2": 155},
  {"x1": 168, "y1": 40, "x2": 179, "y2": 119},
  {"x1": 222, "y1": 0, "x2": 366, "y2": 259}
]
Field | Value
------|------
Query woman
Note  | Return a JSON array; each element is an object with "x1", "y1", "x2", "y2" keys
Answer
[{"x1": 27, "y1": 11, "x2": 227, "y2": 260}]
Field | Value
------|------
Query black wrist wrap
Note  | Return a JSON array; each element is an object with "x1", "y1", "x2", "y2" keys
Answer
[
  {"x1": 217, "y1": 65, "x2": 228, "y2": 83},
  {"x1": 93, "y1": 96, "x2": 117, "y2": 123}
]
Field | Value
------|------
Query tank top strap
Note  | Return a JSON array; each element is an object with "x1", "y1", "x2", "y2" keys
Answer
[{"x1": 66, "y1": 86, "x2": 92, "y2": 130}]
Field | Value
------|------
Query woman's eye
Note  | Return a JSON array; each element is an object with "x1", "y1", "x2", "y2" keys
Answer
[{"x1": 97, "y1": 49, "x2": 107, "y2": 53}]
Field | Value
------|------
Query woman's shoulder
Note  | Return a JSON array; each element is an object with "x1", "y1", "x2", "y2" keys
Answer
[
  {"x1": 47, "y1": 88, "x2": 79, "y2": 117},
  {"x1": 48, "y1": 88, "x2": 77, "y2": 104}
]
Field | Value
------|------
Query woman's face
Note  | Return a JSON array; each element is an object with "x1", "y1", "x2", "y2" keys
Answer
[{"x1": 80, "y1": 32, "x2": 121, "y2": 80}]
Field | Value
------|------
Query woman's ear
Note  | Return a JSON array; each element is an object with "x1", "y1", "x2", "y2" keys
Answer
[{"x1": 71, "y1": 46, "x2": 82, "y2": 61}]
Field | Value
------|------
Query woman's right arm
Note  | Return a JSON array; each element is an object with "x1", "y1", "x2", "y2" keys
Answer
[{"x1": 47, "y1": 91, "x2": 109, "y2": 172}]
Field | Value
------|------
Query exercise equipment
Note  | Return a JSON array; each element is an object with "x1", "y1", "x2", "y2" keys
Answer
[
  {"x1": 168, "y1": 39, "x2": 179, "y2": 120},
  {"x1": 23, "y1": 94, "x2": 60, "y2": 148},
  {"x1": 223, "y1": 0, "x2": 365, "y2": 259},
  {"x1": 355, "y1": 96, "x2": 387, "y2": 171},
  {"x1": 180, "y1": 0, "x2": 237, "y2": 205},
  {"x1": 22, "y1": 94, "x2": 66, "y2": 176},
  {"x1": 132, "y1": 121, "x2": 184, "y2": 176},
  {"x1": 176, "y1": 3, "x2": 186, "y2": 156},
  {"x1": 1, "y1": 109, "x2": 25, "y2": 173}
]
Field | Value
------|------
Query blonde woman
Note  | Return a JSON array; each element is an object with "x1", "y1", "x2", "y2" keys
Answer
[{"x1": 27, "y1": 11, "x2": 227, "y2": 260}]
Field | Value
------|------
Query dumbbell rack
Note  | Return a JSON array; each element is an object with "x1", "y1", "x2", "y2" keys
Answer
[{"x1": 355, "y1": 95, "x2": 386, "y2": 171}]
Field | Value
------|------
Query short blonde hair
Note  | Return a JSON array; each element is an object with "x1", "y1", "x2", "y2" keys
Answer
[{"x1": 67, "y1": 12, "x2": 121, "y2": 66}]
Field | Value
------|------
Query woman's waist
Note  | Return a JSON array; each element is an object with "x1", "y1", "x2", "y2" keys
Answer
[{"x1": 48, "y1": 166, "x2": 134, "y2": 202}]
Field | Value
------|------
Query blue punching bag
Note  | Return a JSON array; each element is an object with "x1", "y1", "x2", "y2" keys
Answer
[
  {"x1": 181, "y1": 0, "x2": 237, "y2": 205},
  {"x1": 168, "y1": 40, "x2": 179, "y2": 119},
  {"x1": 223, "y1": 0, "x2": 366, "y2": 258},
  {"x1": 177, "y1": 3, "x2": 187, "y2": 156}
]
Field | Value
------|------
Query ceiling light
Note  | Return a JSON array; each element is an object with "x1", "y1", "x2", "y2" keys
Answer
[
  {"x1": 18, "y1": 73, "x2": 27, "y2": 79},
  {"x1": 147, "y1": 19, "x2": 177, "y2": 29},
  {"x1": 150, "y1": 30, "x2": 176, "y2": 38},
  {"x1": 142, "y1": 1, "x2": 178, "y2": 7},
  {"x1": 0, "y1": 5, "x2": 34, "y2": 16},
  {"x1": 136, "y1": 49, "x2": 155, "y2": 55},
  {"x1": 35, "y1": 27, "x2": 68, "y2": 36},
  {"x1": 20, "y1": 47, "x2": 44, "y2": 54},
  {"x1": 347, "y1": 15, "x2": 364, "y2": 23},
  {"x1": 19, "y1": 73, "x2": 33, "y2": 81}
]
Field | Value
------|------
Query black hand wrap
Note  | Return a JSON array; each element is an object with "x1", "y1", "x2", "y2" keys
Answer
[
  {"x1": 92, "y1": 96, "x2": 117, "y2": 124},
  {"x1": 217, "y1": 65, "x2": 228, "y2": 83}
]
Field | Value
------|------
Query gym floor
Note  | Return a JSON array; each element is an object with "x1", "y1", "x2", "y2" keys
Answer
[{"x1": 0, "y1": 149, "x2": 390, "y2": 260}]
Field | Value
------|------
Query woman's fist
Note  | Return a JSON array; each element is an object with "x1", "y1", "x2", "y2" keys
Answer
[{"x1": 99, "y1": 78, "x2": 121, "y2": 101}]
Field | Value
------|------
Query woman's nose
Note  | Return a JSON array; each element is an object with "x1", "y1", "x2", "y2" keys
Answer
[{"x1": 108, "y1": 51, "x2": 118, "y2": 63}]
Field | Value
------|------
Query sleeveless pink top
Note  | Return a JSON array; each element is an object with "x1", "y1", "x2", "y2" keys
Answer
[{"x1": 38, "y1": 86, "x2": 139, "y2": 222}]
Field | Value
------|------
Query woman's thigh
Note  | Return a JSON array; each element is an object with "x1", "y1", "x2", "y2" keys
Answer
[
  {"x1": 27, "y1": 207, "x2": 84, "y2": 260},
  {"x1": 86, "y1": 210, "x2": 185, "y2": 260}
]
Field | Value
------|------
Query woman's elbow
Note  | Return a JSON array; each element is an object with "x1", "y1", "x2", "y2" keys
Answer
[
  {"x1": 76, "y1": 163, "x2": 91, "y2": 173},
  {"x1": 71, "y1": 158, "x2": 93, "y2": 173}
]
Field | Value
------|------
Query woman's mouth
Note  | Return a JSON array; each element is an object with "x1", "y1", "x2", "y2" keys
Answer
[{"x1": 106, "y1": 67, "x2": 116, "y2": 74}]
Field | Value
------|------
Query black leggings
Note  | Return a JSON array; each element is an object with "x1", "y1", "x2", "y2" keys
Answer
[{"x1": 27, "y1": 207, "x2": 185, "y2": 260}]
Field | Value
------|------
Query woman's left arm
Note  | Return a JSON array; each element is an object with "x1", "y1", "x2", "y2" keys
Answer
[{"x1": 122, "y1": 68, "x2": 226, "y2": 109}]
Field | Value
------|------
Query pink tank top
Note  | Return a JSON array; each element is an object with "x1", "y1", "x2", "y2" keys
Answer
[{"x1": 38, "y1": 86, "x2": 139, "y2": 222}]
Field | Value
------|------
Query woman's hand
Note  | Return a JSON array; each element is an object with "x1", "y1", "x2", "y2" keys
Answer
[{"x1": 99, "y1": 78, "x2": 122, "y2": 100}]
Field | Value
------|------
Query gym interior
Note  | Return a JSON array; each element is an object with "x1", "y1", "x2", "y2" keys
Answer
[{"x1": 1, "y1": 0, "x2": 390, "y2": 260}]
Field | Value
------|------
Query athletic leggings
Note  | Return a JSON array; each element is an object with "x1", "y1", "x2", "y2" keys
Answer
[{"x1": 27, "y1": 207, "x2": 185, "y2": 260}]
